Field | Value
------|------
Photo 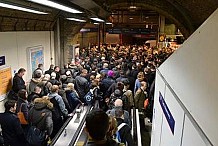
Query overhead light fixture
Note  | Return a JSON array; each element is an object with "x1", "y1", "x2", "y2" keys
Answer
[
  {"x1": 67, "y1": 18, "x2": 86, "y2": 22},
  {"x1": 94, "y1": 23, "x2": 99, "y2": 25},
  {"x1": 29, "y1": 0, "x2": 82, "y2": 13},
  {"x1": 0, "y1": 2, "x2": 47, "y2": 14},
  {"x1": 90, "y1": 18, "x2": 104, "y2": 22},
  {"x1": 129, "y1": 5, "x2": 137, "y2": 9},
  {"x1": 106, "y1": 22, "x2": 112, "y2": 25},
  {"x1": 129, "y1": 17, "x2": 133, "y2": 20}
]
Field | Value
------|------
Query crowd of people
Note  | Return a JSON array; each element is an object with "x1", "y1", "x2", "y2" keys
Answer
[{"x1": 0, "y1": 44, "x2": 175, "y2": 146}]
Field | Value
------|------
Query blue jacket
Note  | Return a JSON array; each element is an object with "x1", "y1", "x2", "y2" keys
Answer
[
  {"x1": 48, "y1": 93, "x2": 68, "y2": 116},
  {"x1": 65, "y1": 90, "x2": 81, "y2": 111},
  {"x1": 134, "y1": 79, "x2": 141, "y2": 94}
]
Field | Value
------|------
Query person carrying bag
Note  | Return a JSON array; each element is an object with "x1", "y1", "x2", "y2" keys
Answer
[
  {"x1": 27, "y1": 97, "x2": 53, "y2": 146},
  {"x1": 17, "y1": 103, "x2": 28, "y2": 125},
  {"x1": 27, "y1": 115, "x2": 46, "y2": 146}
]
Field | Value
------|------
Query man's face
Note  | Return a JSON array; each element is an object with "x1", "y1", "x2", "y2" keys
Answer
[
  {"x1": 19, "y1": 71, "x2": 25, "y2": 77},
  {"x1": 10, "y1": 103, "x2": 17, "y2": 113}
]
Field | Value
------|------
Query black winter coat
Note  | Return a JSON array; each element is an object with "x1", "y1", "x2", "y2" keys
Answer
[
  {"x1": 0, "y1": 111, "x2": 27, "y2": 146},
  {"x1": 12, "y1": 73, "x2": 26, "y2": 93},
  {"x1": 116, "y1": 118, "x2": 134, "y2": 146},
  {"x1": 100, "y1": 77, "x2": 115, "y2": 98},
  {"x1": 28, "y1": 103, "x2": 53, "y2": 136},
  {"x1": 75, "y1": 75, "x2": 89, "y2": 99}
]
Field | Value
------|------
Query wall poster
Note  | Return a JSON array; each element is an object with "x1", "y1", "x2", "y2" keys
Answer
[
  {"x1": 27, "y1": 46, "x2": 44, "y2": 78},
  {"x1": 0, "y1": 66, "x2": 12, "y2": 101}
]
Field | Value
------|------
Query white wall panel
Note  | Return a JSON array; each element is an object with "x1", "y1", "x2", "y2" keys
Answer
[
  {"x1": 158, "y1": 9, "x2": 218, "y2": 145},
  {"x1": 0, "y1": 31, "x2": 54, "y2": 81},
  {"x1": 159, "y1": 86, "x2": 184, "y2": 146},
  {"x1": 181, "y1": 115, "x2": 206, "y2": 146},
  {"x1": 151, "y1": 72, "x2": 166, "y2": 146},
  {"x1": 0, "y1": 31, "x2": 54, "y2": 112},
  {"x1": 0, "y1": 32, "x2": 19, "y2": 73}
]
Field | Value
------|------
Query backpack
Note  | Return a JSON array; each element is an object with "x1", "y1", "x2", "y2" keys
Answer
[
  {"x1": 83, "y1": 89, "x2": 94, "y2": 105},
  {"x1": 50, "y1": 96, "x2": 63, "y2": 121},
  {"x1": 109, "y1": 92, "x2": 128, "y2": 110},
  {"x1": 115, "y1": 123, "x2": 127, "y2": 144}
]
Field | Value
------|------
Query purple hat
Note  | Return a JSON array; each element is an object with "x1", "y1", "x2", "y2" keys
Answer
[{"x1": 107, "y1": 70, "x2": 114, "y2": 77}]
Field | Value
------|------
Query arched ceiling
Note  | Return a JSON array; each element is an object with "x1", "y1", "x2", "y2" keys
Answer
[
  {"x1": 0, "y1": 0, "x2": 217, "y2": 38},
  {"x1": 91, "y1": 0, "x2": 218, "y2": 38}
]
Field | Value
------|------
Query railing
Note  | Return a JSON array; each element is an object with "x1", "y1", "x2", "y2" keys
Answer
[
  {"x1": 51, "y1": 103, "x2": 142, "y2": 146},
  {"x1": 50, "y1": 104, "x2": 92, "y2": 146},
  {"x1": 135, "y1": 109, "x2": 142, "y2": 146}
]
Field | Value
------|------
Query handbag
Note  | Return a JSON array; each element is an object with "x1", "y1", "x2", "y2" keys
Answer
[
  {"x1": 17, "y1": 103, "x2": 28, "y2": 125},
  {"x1": 26, "y1": 110, "x2": 46, "y2": 145}
]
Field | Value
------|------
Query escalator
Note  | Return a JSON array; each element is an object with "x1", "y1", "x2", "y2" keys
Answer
[
  {"x1": 51, "y1": 104, "x2": 142, "y2": 146},
  {"x1": 50, "y1": 104, "x2": 92, "y2": 146}
]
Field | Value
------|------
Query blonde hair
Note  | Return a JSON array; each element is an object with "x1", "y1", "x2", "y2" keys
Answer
[
  {"x1": 34, "y1": 96, "x2": 53, "y2": 109},
  {"x1": 95, "y1": 74, "x2": 101, "y2": 80},
  {"x1": 51, "y1": 85, "x2": 59, "y2": 93},
  {"x1": 107, "y1": 115, "x2": 117, "y2": 137},
  {"x1": 66, "y1": 83, "x2": 75, "y2": 91}
]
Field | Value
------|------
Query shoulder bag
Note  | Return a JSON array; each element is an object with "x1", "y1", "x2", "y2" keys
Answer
[
  {"x1": 26, "y1": 110, "x2": 46, "y2": 145},
  {"x1": 17, "y1": 103, "x2": 28, "y2": 125}
]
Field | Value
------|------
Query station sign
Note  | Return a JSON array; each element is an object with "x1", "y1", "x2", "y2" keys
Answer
[
  {"x1": 159, "y1": 91, "x2": 175, "y2": 134},
  {"x1": 0, "y1": 56, "x2": 5, "y2": 66},
  {"x1": 107, "y1": 28, "x2": 156, "y2": 35}
]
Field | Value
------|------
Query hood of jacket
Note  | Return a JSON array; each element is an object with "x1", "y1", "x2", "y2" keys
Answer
[
  {"x1": 31, "y1": 78, "x2": 42, "y2": 84},
  {"x1": 34, "y1": 97, "x2": 53, "y2": 110}
]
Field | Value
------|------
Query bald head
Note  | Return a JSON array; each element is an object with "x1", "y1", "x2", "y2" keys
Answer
[{"x1": 114, "y1": 99, "x2": 123, "y2": 107}]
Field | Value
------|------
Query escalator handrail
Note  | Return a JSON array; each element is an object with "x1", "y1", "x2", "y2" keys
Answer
[
  {"x1": 50, "y1": 104, "x2": 81, "y2": 145},
  {"x1": 135, "y1": 109, "x2": 142, "y2": 146},
  {"x1": 69, "y1": 105, "x2": 93, "y2": 146}
]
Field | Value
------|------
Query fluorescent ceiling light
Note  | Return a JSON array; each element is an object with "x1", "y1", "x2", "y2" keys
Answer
[
  {"x1": 91, "y1": 18, "x2": 104, "y2": 22},
  {"x1": 129, "y1": 6, "x2": 137, "y2": 9},
  {"x1": 29, "y1": 0, "x2": 82, "y2": 13},
  {"x1": 67, "y1": 18, "x2": 86, "y2": 22},
  {"x1": 106, "y1": 22, "x2": 112, "y2": 25},
  {"x1": 94, "y1": 23, "x2": 99, "y2": 25},
  {"x1": 0, "y1": 2, "x2": 47, "y2": 14}
]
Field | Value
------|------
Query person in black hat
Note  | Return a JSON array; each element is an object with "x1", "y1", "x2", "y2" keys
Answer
[{"x1": 85, "y1": 109, "x2": 120, "y2": 146}]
